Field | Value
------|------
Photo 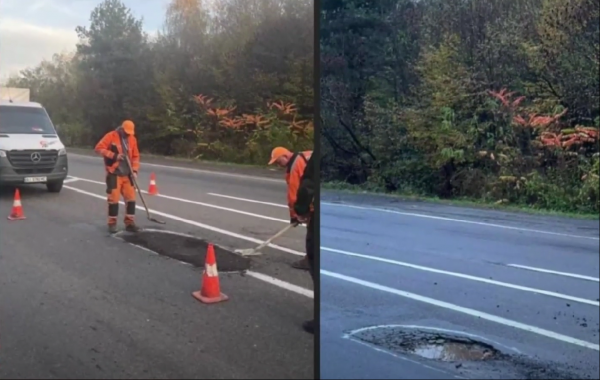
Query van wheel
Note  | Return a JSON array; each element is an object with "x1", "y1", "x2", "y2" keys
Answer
[{"x1": 47, "y1": 180, "x2": 64, "y2": 193}]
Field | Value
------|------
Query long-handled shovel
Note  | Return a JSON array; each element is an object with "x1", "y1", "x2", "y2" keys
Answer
[
  {"x1": 235, "y1": 223, "x2": 296, "y2": 256},
  {"x1": 120, "y1": 139, "x2": 166, "y2": 225}
]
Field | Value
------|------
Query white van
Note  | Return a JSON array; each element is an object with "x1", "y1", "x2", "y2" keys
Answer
[{"x1": 0, "y1": 100, "x2": 69, "y2": 192}]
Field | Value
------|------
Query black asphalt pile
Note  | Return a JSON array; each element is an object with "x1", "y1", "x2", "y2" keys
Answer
[{"x1": 120, "y1": 230, "x2": 251, "y2": 272}]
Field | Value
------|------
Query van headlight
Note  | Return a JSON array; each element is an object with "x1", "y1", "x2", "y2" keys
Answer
[
  {"x1": 58, "y1": 148, "x2": 67, "y2": 156},
  {"x1": 0, "y1": 150, "x2": 6, "y2": 158}
]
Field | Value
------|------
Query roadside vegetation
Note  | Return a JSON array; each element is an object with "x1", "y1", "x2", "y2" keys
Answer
[
  {"x1": 321, "y1": 0, "x2": 599, "y2": 216},
  {"x1": 5, "y1": 0, "x2": 314, "y2": 166}
]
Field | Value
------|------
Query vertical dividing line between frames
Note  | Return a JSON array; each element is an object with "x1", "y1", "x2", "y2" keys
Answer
[{"x1": 312, "y1": 0, "x2": 322, "y2": 378}]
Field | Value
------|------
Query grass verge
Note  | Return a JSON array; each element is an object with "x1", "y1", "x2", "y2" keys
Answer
[
  {"x1": 322, "y1": 181, "x2": 599, "y2": 220},
  {"x1": 66, "y1": 146, "x2": 268, "y2": 170}
]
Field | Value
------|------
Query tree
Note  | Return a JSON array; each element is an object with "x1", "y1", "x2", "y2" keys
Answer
[
  {"x1": 321, "y1": 0, "x2": 599, "y2": 213},
  {"x1": 7, "y1": 0, "x2": 314, "y2": 164}
]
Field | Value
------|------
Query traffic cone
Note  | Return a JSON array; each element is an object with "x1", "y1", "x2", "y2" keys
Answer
[
  {"x1": 192, "y1": 244, "x2": 229, "y2": 304},
  {"x1": 148, "y1": 172, "x2": 158, "y2": 195},
  {"x1": 7, "y1": 188, "x2": 26, "y2": 220}
]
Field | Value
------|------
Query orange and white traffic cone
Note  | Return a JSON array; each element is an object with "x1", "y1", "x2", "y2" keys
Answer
[
  {"x1": 7, "y1": 188, "x2": 26, "y2": 220},
  {"x1": 148, "y1": 172, "x2": 158, "y2": 195},
  {"x1": 192, "y1": 244, "x2": 229, "y2": 304}
]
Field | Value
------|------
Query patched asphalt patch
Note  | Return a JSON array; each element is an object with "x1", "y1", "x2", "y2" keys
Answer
[
  {"x1": 351, "y1": 326, "x2": 591, "y2": 379},
  {"x1": 120, "y1": 230, "x2": 251, "y2": 273}
]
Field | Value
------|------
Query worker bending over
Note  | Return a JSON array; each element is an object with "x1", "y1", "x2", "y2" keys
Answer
[
  {"x1": 268, "y1": 146, "x2": 313, "y2": 270},
  {"x1": 95, "y1": 120, "x2": 141, "y2": 234}
]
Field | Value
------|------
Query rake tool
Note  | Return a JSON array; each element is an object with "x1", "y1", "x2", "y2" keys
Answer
[{"x1": 235, "y1": 223, "x2": 296, "y2": 256}]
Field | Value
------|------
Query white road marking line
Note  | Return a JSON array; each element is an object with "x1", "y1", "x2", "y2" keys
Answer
[
  {"x1": 506, "y1": 264, "x2": 600, "y2": 283},
  {"x1": 245, "y1": 271, "x2": 313, "y2": 299},
  {"x1": 114, "y1": 234, "x2": 312, "y2": 298},
  {"x1": 69, "y1": 153, "x2": 283, "y2": 183},
  {"x1": 63, "y1": 177, "x2": 80, "y2": 184},
  {"x1": 63, "y1": 185, "x2": 305, "y2": 257},
  {"x1": 321, "y1": 269, "x2": 600, "y2": 351},
  {"x1": 322, "y1": 202, "x2": 600, "y2": 241},
  {"x1": 322, "y1": 247, "x2": 599, "y2": 307},
  {"x1": 343, "y1": 336, "x2": 465, "y2": 379},
  {"x1": 207, "y1": 193, "x2": 288, "y2": 208},
  {"x1": 69, "y1": 176, "x2": 302, "y2": 226}
]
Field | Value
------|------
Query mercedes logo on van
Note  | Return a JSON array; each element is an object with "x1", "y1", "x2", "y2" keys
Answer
[{"x1": 31, "y1": 152, "x2": 42, "y2": 163}]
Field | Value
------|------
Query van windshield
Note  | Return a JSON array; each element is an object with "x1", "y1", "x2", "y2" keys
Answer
[{"x1": 0, "y1": 106, "x2": 56, "y2": 134}]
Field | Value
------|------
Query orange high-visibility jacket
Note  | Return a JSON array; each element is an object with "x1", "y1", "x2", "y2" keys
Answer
[
  {"x1": 286, "y1": 150, "x2": 313, "y2": 219},
  {"x1": 95, "y1": 130, "x2": 140, "y2": 173}
]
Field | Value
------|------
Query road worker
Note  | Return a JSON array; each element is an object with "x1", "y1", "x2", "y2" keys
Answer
[
  {"x1": 268, "y1": 146, "x2": 313, "y2": 270},
  {"x1": 294, "y1": 152, "x2": 316, "y2": 334},
  {"x1": 95, "y1": 120, "x2": 141, "y2": 234}
]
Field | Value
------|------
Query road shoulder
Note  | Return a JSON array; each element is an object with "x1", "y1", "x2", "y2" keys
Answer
[
  {"x1": 322, "y1": 190, "x2": 600, "y2": 237},
  {"x1": 67, "y1": 147, "x2": 283, "y2": 180}
]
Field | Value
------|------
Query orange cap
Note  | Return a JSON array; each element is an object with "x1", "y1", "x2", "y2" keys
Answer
[
  {"x1": 268, "y1": 147, "x2": 291, "y2": 165},
  {"x1": 122, "y1": 120, "x2": 135, "y2": 135}
]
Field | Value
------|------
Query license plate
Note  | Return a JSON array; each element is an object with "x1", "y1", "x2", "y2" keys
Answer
[{"x1": 24, "y1": 176, "x2": 47, "y2": 183}]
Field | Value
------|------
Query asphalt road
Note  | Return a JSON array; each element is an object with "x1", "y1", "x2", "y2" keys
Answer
[
  {"x1": 320, "y1": 192, "x2": 599, "y2": 379},
  {"x1": 0, "y1": 153, "x2": 313, "y2": 379}
]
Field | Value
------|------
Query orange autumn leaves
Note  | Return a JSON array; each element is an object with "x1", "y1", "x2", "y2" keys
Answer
[
  {"x1": 489, "y1": 88, "x2": 598, "y2": 149},
  {"x1": 193, "y1": 94, "x2": 313, "y2": 136}
]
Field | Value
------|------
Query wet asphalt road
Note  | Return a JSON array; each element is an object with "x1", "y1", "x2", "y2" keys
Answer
[
  {"x1": 320, "y1": 192, "x2": 599, "y2": 379},
  {"x1": 0, "y1": 152, "x2": 313, "y2": 379}
]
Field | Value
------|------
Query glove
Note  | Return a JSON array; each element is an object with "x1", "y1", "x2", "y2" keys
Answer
[{"x1": 297, "y1": 215, "x2": 309, "y2": 223}]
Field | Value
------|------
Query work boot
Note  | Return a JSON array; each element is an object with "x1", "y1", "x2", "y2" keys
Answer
[
  {"x1": 108, "y1": 224, "x2": 118, "y2": 234},
  {"x1": 302, "y1": 320, "x2": 314, "y2": 334},
  {"x1": 125, "y1": 223, "x2": 141, "y2": 233},
  {"x1": 292, "y1": 256, "x2": 310, "y2": 270}
]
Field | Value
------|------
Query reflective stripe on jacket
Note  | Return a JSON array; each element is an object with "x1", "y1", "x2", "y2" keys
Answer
[
  {"x1": 286, "y1": 150, "x2": 313, "y2": 219},
  {"x1": 294, "y1": 153, "x2": 315, "y2": 217},
  {"x1": 95, "y1": 130, "x2": 140, "y2": 173}
]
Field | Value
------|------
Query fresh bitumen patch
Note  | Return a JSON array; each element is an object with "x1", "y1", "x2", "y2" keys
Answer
[{"x1": 120, "y1": 230, "x2": 251, "y2": 272}]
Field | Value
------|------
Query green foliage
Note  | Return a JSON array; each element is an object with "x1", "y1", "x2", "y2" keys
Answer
[
  {"x1": 6, "y1": 0, "x2": 313, "y2": 165},
  {"x1": 322, "y1": 0, "x2": 599, "y2": 214}
]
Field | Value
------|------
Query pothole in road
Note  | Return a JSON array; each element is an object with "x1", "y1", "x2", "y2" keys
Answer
[
  {"x1": 353, "y1": 328, "x2": 498, "y2": 362},
  {"x1": 119, "y1": 230, "x2": 251, "y2": 273},
  {"x1": 409, "y1": 338, "x2": 497, "y2": 362},
  {"x1": 349, "y1": 326, "x2": 590, "y2": 379}
]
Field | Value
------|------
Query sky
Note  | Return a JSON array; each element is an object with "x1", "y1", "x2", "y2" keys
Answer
[{"x1": 0, "y1": 0, "x2": 168, "y2": 81}]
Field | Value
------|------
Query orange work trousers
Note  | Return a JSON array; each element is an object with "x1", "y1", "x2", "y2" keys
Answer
[{"x1": 106, "y1": 174, "x2": 136, "y2": 226}]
